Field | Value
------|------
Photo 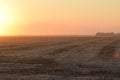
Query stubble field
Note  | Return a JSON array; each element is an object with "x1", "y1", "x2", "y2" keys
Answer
[{"x1": 0, "y1": 36, "x2": 120, "y2": 80}]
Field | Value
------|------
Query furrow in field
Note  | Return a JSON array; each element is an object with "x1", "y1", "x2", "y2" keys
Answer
[
  {"x1": 0, "y1": 37, "x2": 120, "y2": 79},
  {"x1": 50, "y1": 38, "x2": 120, "y2": 77},
  {"x1": 0, "y1": 38, "x2": 114, "y2": 74},
  {"x1": 73, "y1": 39, "x2": 120, "y2": 77},
  {"x1": 0, "y1": 37, "x2": 105, "y2": 57},
  {"x1": 0, "y1": 37, "x2": 99, "y2": 51}
]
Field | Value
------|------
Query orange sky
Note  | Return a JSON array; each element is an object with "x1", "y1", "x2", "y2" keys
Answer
[{"x1": 0, "y1": 0, "x2": 120, "y2": 36}]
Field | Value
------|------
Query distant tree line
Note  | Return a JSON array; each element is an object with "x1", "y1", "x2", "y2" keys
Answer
[{"x1": 96, "y1": 32, "x2": 120, "y2": 37}]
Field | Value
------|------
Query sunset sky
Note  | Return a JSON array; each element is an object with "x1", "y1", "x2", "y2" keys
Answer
[{"x1": 0, "y1": 0, "x2": 120, "y2": 36}]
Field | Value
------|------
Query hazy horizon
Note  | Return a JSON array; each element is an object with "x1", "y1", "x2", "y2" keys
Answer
[{"x1": 0, "y1": 0, "x2": 120, "y2": 36}]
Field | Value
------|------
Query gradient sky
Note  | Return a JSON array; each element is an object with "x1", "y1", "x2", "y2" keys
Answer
[{"x1": 0, "y1": 0, "x2": 120, "y2": 35}]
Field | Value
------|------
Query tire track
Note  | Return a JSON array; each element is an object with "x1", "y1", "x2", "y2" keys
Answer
[
  {"x1": 45, "y1": 37, "x2": 109, "y2": 56},
  {"x1": 98, "y1": 40, "x2": 120, "y2": 60},
  {"x1": 0, "y1": 37, "x2": 120, "y2": 78}
]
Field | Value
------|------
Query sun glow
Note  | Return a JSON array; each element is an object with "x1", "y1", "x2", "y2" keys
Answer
[{"x1": 0, "y1": 2, "x2": 16, "y2": 35}]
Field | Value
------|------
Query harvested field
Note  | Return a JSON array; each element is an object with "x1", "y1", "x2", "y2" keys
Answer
[{"x1": 0, "y1": 36, "x2": 120, "y2": 80}]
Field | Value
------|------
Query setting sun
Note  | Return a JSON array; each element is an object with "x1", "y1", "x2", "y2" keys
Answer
[
  {"x1": 0, "y1": 2, "x2": 16, "y2": 35},
  {"x1": 0, "y1": 8, "x2": 8, "y2": 26}
]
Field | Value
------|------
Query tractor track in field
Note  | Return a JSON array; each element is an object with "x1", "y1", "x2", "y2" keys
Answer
[
  {"x1": 0, "y1": 37, "x2": 120, "y2": 79},
  {"x1": 45, "y1": 37, "x2": 111, "y2": 56},
  {"x1": 98, "y1": 40, "x2": 120, "y2": 60},
  {"x1": 72, "y1": 39, "x2": 120, "y2": 77},
  {"x1": 0, "y1": 37, "x2": 101, "y2": 51},
  {"x1": 0, "y1": 37, "x2": 107, "y2": 63}
]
